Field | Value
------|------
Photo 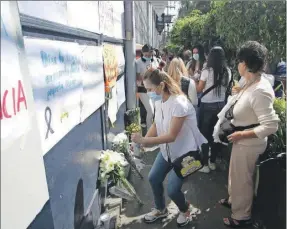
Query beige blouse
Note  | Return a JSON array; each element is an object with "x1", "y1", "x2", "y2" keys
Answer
[{"x1": 232, "y1": 77, "x2": 279, "y2": 146}]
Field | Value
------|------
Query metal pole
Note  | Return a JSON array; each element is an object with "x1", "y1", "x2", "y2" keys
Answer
[{"x1": 124, "y1": 0, "x2": 136, "y2": 110}]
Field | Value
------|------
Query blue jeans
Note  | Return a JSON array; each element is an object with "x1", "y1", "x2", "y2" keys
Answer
[{"x1": 148, "y1": 152, "x2": 188, "y2": 212}]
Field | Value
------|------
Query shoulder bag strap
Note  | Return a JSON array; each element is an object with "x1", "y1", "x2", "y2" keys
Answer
[
  {"x1": 199, "y1": 69, "x2": 220, "y2": 100},
  {"x1": 161, "y1": 103, "x2": 172, "y2": 163},
  {"x1": 225, "y1": 69, "x2": 234, "y2": 103}
]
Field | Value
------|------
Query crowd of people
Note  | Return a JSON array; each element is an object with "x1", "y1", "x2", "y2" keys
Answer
[{"x1": 133, "y1": 41, "x2": 284, "y2": 227}]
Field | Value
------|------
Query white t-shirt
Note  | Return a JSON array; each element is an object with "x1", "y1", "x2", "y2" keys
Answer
[
  {"x1": 184, "y1": 76, "x2": 198, "y2": 106},
  {"x1": 154, "y1": 95, "x2": 207, "y2": 162},
  {"x1": 200, "y1": 68, "x2": 231, "y2": 103},
  {"x1": 136, "y1": 58, "x2": 159, "y2": 77}
]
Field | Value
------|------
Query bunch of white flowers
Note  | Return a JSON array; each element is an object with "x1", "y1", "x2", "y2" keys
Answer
[
  {"x1": 112, "y1": 133, "x2": 129, "y2": 144},
  {"x1": 99, "y1": 150, "x2": 126, "y2": 182},
  {"x1": 112, "y1": 133, "x2": 129, "y2": 154},
  {"x1": 112, "y1": 133, "x2": 144, "y2": 179},
  {"x1": 99, "y1": 149, "x2": 143, "y2": 205}
]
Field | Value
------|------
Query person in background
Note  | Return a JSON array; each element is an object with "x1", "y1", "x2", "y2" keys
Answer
[
  {"x1": 186, "y1": 57, "x2": 196, "y2": 78},
  {"x1": 183, "y1": 49, "x2": 192, "y2": 65},
  {"x1": 131, "y1": 68, "x2": 206, "y2": 227},
  {"x1": 136, "y1": 44, "x2": 159, "y2": 129},
  {"x1": 158, "y1": 60, "x2": 166, "y2": 71},
  {"x1": 186, "y1": 52, "x2": 204, "y2": 123},
  {"x1": 218, "y1": 41, "x2": 279, "y2": 228},
  {"x1": 168, "y1": 57, "x2": 198, "y2": 107},
  {"x1": 161, "y1": 49, "x2": 172, "y2": 72},
  {"x1": 161, "y1": 48, "x2": 168, "y2": 62},
  {"x1": 273, "y1": 60, "x2": 286, "y2": 97},
  {"x1": 153, "y1": 49, "x2": 162, "y2": 65},
  {"x1": 186, "y1": 47, "x2": 204, "y2": 81},
  {"x1": 196, "y1": 46, "x2": 232, "y2": 173},
  {"x1": 192, "y1": 47, "x2": 203, "y2": 73}
]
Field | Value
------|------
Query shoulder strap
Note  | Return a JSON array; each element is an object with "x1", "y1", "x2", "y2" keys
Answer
[
  {"x1": 199, "y1": 69, "x2": 220, "y2": 99},
  {"x1": 161, "y1": 103, "x2": 172, "y2": 163},
  {"x1": 200, "y1": 83, "x2": 218, "y2": 99},
  {"x1": 224, "y1": 69, "x2": 235, "y2": 103},
  {"x1": 181, "y1": 77, "x2": 190, "y2": 96}
]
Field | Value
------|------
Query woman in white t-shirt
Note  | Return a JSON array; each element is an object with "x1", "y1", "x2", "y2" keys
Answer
[
  {"x1": 131, "y1": 69, "x2": 207, "y2": 227},
  {"x1": 196, "y1": 46, "x2": 231, "y2": 173}
]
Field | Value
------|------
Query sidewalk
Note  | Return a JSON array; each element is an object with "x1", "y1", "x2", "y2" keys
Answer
[{"x1": 119, "y1": 150, "x2": 254, "y2": 229}]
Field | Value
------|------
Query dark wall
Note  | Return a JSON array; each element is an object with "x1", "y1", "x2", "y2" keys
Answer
[
  {"x1": 27, "y1": 201, "x2": 55, "y2": 229},
  {"x1": 43, "y1": 108, "x2": 103, "y2": 229},
  {"x1": 27, "y1": 98, "x2": 127, "y2": 229}
]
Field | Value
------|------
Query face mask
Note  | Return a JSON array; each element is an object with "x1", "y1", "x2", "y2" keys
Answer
[
  {"x1": 193, "y1": 54, "x2": 199, "y2": 61},
  {"x1": 147, "y1": 92, "x2": 162, "y2": 102},
  {"x1": 143, "y1": 56, "x2": 151, "y2": 61}
]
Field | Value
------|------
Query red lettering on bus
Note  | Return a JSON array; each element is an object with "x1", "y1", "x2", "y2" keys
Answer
[
  {"x1": 2, "y1": 90, "x2": 11, "y2": 118},
  {"x1": 0, "y1": 80, "x2": 27, "y2": 120},
  {"x1": 17, "y1": 80, "x2": 27, "y2": 112}
]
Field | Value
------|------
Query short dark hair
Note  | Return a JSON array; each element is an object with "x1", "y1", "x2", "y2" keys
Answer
[
  {"x1": 237, "y1": 41, "x2": 268, "y2": 73},
  {"x1": 142, "y1": 44, "x2": 153, "y2": 53}
]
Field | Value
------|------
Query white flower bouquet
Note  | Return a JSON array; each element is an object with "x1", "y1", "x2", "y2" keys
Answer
[
  {"x1": 112, "y1": 133, "x2": 144, "y2": 179},
  {"x1": 99, "y1": 150, "x2": 143, "y2": 205}
]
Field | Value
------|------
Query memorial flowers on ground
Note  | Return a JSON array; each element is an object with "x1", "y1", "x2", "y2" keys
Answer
[
  {"x1": 99, "y1": 150, "x2": 143, "y2": 205},
  {"x1": 112, "y1": 133, "x2": 144, "y2": 179}
]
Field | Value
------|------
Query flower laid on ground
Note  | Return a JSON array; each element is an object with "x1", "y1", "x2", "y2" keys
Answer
[
  {"x1": 99, "y1": 150, "x2": 143, "y2": 205},
  {"x1": 112, "y1": 133, "x2": 144, "y2": 179}
]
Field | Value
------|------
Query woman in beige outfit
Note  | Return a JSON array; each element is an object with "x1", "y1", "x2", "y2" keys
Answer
[{"x1": 218, "y1": 41, "x2": 279, "y2": 228}]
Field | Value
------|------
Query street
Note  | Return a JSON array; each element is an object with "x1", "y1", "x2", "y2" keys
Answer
[{"x1": 119, "y1": 150, "x2": 253, "y2": 229}]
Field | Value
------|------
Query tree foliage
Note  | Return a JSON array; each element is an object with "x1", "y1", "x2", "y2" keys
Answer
[
  {"x1": 178, "y1": 0, "x2": 211, "y2": 18},
  {"x1": 170, "y1": 0, "x2": 286, "y2": 68}
]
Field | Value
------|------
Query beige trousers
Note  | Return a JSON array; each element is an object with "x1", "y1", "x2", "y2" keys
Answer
[{"x1": 228, "y1": 143, "x2": 266, "y2": 220}]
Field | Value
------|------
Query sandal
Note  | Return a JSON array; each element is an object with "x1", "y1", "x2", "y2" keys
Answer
[
  {"x1": 219, "y1": 198, "x2": 231, "y2": 209},
  {"x1": 223, "y1": 217, "x2": 252, "y2": 228}
]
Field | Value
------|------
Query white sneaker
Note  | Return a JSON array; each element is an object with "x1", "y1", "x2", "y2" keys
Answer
[
  {"x1": 144, "y1": 208, "x2": 168, "y2": 223},
  {"x1": 177, "y1": 211, "x2": 190, "y2": 227},
  {"x1": 177, "y1": 205, "x2": 194, "y2": 227},
  {"x1": 209, "y1": 159, "x2": 216, "y2": 171},
  {"x1": 199, "y1": 165, "x2": 210, "y2": 173}
]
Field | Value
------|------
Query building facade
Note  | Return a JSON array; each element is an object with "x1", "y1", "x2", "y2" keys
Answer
[{"x1": 134, "y1": 1, "x2": 167, "y2": 48}]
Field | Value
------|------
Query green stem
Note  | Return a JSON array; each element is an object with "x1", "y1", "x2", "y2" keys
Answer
[{"x1": 120, "y1": 177, "x2": 143, "y2": 205}]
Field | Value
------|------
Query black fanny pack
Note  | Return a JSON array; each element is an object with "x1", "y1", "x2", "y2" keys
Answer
[{"x1": 219, "y1": 121, "x2": 260, "y2": 144}]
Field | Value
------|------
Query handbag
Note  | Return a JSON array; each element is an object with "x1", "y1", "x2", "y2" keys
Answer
[
  {"x1": 161, "y1": 103, "x2": 203, "y2": 179},
  {"x1": 166, "y1": 144, "x2": 203, "y2": 179},
  {"x1": 218, "y1": 90, "x2": 259, "y2": 144}
]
